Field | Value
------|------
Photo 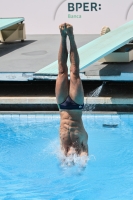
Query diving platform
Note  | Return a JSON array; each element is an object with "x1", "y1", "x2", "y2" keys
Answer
[
  {"x1": 0, "y1": 18, "x2": 26, "y2": 42},
  {"x1": 35, "y1": 20, "x2": 133, "y2": 75}
]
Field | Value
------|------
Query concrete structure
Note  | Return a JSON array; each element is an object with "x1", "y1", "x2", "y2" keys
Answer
[
  {"x1": 0, "y1": 18, "x2": 26, "y2": 42},
  {"x1": 0, "y1": 34, "x2": 133, "y2": 111},
  {"x1": 1, "y1": 34, "x2": 133, "y2": 81},
  {"x1": 99, "y1": 43, "x2": 133, "y2": 63}
]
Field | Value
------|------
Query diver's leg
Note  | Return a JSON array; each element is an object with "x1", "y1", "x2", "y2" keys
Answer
[
  {"x1": 66, "y1": 24, "x2": 84, "y2": 104},
  {"x1": 55, "y1": 23, "x2": 69, "y2": 104}
]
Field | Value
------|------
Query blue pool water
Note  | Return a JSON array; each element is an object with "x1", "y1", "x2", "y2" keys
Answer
[{"x1": 1, "y1": 114, "x2": 133, "y2": 200}]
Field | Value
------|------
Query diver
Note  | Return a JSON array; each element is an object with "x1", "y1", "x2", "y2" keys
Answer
[{"x1": 55, "y1": 23, "x2": 88, "y2": 157}]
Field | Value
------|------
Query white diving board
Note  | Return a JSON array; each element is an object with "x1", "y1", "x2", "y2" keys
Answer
[
  {"x1": 0, "y1": 18, "x2": 24, "y2": 31},
  {"x1": 0, "y1": 18, "x2": 26, "y2": 42},
  {"x1": 35, "y1": 20, "x2": 133, "y2": 75}
]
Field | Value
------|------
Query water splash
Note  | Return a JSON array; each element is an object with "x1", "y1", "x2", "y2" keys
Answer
[
  {"x1": 84, "y1": 82, "x2": 105, "y2": 111},
  {"x1": 54, "y1": 146, "x2": 89, "y2": 169},
  {"x1": 60, "y1": 153, "x2": 88, "y2": 167},
  {"x1": 57, "y1": 153, "x2": 96, "y2": 176},
  {"x1": 43, "y1": 139, "x2": 90, "y2": 174}
]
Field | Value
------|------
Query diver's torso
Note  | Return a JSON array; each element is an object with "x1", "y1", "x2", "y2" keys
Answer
[{"x1": 59, "y1": 110, "x2": 86, "y2": 137}]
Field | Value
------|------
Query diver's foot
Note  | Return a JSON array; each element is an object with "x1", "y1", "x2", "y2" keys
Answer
[
  {"x1": 66, "y1": 23, "x2": 74, "y2": 38},
  {"x1": 59, "y1": 23, "x2": 67, "y2": 38}
]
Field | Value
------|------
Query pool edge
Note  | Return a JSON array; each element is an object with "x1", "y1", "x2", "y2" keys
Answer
[{"x1": 0, "y1": 111, "x2": 133, "y2": 115}]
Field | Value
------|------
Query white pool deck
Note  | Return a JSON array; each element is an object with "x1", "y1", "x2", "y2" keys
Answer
[{"x1": 0, "y1": 97, "x2": 132, "y2": 105}]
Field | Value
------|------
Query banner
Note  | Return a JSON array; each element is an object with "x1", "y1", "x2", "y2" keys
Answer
[{"x1": 0, "y1": 0, "x2": 133, "y2": 34}]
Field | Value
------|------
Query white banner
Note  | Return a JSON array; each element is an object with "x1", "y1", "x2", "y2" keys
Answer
[{"x1": 1, "y1": 0, "x2": 133, "y2": 34}]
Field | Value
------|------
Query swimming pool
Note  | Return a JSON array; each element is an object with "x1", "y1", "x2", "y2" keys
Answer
[{"x1": 0, "y1": 113, "x2": 133, "y2": 200}]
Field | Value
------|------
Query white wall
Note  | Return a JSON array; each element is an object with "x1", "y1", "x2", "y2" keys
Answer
[{"x1": 0, "y1": 0, "x2": 133, "y2": 34}]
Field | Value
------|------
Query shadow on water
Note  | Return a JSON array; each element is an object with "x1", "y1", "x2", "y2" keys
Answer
[
  {"x1": 84, "y1": 82, "x2": 106, "y2": 111},
  {"x1": 0, "y1": 40, "x2": 37, "y2": 57}
]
